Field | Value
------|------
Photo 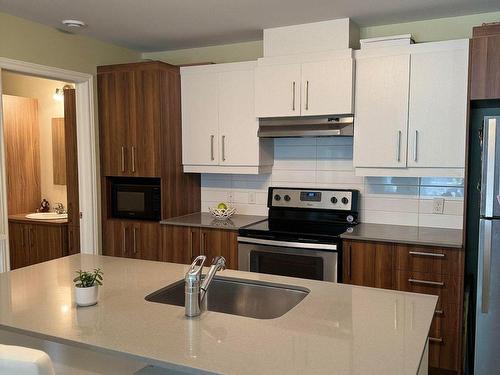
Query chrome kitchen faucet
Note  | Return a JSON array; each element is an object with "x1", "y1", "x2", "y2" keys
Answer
[{"x1": 185, "y1": 255, "x2": 226, "y2": 317}]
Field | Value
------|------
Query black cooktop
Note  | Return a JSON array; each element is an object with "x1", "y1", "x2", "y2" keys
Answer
[{"x1": 239, "y1": 219, "x2": 355, "y2": 243}]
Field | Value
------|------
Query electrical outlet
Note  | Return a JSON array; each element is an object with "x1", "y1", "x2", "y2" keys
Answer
[
  {"x1": 432, "y1": 198, "x2": 445, "y2": 214},
  {"x1": 248, "y1": 192, "x2": 256, "y2": 204}
]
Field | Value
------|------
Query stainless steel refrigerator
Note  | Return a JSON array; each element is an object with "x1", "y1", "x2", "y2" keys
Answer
[{"x1": 475, "y1": 116, "x2": 500, "y2": 374}]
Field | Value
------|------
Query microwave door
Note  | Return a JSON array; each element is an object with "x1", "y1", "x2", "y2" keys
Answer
[{"x1": 481, "y1": 117, "x2": 500, "y2": 219}]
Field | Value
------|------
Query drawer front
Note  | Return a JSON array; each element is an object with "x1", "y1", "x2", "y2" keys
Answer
[
  {"x1": 394, "y1": 244, "x2": 463, "y2": 275},
  {"x1": 395, "y1": 270, "x2": 461, "y2": 306},
  {"x1": 430, "y1": 303, "x2": 460, "y2": 336},
  {"x1": 428, "y1": 320, "x2": 460, "y2": 372}
]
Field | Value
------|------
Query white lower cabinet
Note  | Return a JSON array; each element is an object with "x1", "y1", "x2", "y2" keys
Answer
[
  {"x1": 181, "y1": 62, "x2": 273, "y2": 174},
  {"x1": 353, "y1": 39, "x2": 469, "y2": 177}
]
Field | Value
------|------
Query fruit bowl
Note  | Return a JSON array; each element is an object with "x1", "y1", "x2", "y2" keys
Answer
[{"x1": 208, "y1": 205, "x2": 236, "y2": 220}]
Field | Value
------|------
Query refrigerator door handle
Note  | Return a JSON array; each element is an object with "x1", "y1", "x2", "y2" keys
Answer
[
  {"x1": 484, "y1": 118, "x2": 497, "y2": 218},
  {"x1": 481, "y1": 220, "x2": 493, "y2": 314}
]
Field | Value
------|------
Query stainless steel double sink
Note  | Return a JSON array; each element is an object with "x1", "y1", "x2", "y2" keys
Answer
[{"x1": 145, "y1": 276, "x2": 310, "y2": 319}]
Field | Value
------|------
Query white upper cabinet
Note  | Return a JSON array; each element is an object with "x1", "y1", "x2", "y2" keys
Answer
[
  {"x1": 301, "y1": 58, "x2": 354, "y2": 116},
  {"x1": 181, "y1": 62, "x2": 273, "y2": 174},
  {"x1": 181, "y1": 73, "x2": 219, "y2": 166},
  {"x1": 255, "y1": 51, "x2": 354, "y2": 118},
  {"x1": 255, "y1": 63, "x2": 301, "y2": 117},
  {"x1": 353, "y1": 39, "x2": 469, "y2": 177},
  {"x1": 354, "y1": 54, "x2": 410, "y2": 168},
  {"x1": 407, "y1": 47, "x2": 468, "y2": 168}
]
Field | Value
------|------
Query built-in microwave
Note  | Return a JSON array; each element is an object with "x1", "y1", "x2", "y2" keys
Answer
[{"x1": 110, "y1": 177, "x2": 161, "y2": 221}]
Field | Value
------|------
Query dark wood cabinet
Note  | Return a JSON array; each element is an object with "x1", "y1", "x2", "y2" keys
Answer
[
  {"x1": 343, "y1": 239, "x2": 464, "y2": 373},
  {"x1": 342, "y1": 240, "x2": 393, "y2": 289},
  {"x1": 470, "y1": 24, "x2": 500, "y2": 100},
  {"x1": 161, "y1": 225, "x2": 238, "y2": 269},
  {"x1": 9, "y1": 221, "x2": 68, "y2": 270},
  {"x1": 102, "y1": 220, "x2": 160, "y2": 260}
]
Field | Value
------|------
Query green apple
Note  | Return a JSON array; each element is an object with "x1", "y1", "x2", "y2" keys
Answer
[{"x1": 217, "y1": 202, "x2": 228, "y2": 210}]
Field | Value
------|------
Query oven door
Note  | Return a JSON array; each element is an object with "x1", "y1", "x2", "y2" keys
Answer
[{"x1": 237, "y1": 237, "x2": 338, "y2": 282}]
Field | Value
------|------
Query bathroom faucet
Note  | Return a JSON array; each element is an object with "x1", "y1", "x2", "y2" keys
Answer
[
  {"x1": 54, "y1": 203, "x2": 66, "y2": 214},
  {"x1": 185, "y1": 255, "x2": 226, "y2": 317}
]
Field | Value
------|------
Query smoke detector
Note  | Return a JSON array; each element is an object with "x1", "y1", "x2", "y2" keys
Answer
[{"x1": 61, "y1": 19, "x2": 86, "y2": 28}]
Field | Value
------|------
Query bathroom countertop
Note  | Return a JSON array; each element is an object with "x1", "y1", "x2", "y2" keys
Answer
[
  {"x1": 0, "y1": 254, "x2": 437, "y2": 375},
  {"x1": 340, "y1": 223, "x2": 463, "y2": 248},
  {"x1": 8, "y1": 213, "x2": 68, "y2": 225},
  {"x1": 160, "y1": 212, "x2": 266, "y2": 231}
]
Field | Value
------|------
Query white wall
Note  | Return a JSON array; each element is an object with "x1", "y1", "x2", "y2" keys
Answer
[
  {"x1": 1, "y1": 71, "x2": 72, "y2": 209},
  {"x1": 201, "y1": 137, "x2": 464, "y2": 229}
]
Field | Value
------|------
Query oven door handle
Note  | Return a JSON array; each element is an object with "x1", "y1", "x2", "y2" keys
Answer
[{"x1": 237, "y1": 236, "x2": 337, "y2": 251}]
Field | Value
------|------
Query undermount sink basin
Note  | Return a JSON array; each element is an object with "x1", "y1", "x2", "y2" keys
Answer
[
  {"x1": 25, "y1": 212, "x2": 68, "y2": 220},
  {"x1": 145, "y1": 276, "x2": 310, "y2": 319}
]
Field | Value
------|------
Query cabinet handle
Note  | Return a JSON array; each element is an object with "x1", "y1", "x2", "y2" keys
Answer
[
  {"x1": 408, "y1": 278, "x2": 444, "y2": 287},
  {"x1": 409, "y1": 251, "x2": 445, "y2": 258},
  {"x1": 221, "y1": 135, "x2": 226, "y2": 162},
  {"x1": 122, "y1": 227, "x2": 127, "y2": 254},
  {"x1": 29, "y1": 228, "x2": 33, "y2": 248},
  {"x1": 292, "y1": 81, "x2": 296, "y2": 111},
  {"x1": 435, "y1": 309, "x2": 444, "y2": 315},
  {"x1": 133, "y1": 227, "x2": 137, "y2": 254},
  {"x1": 210, "y1": 135, "x2": 215, "y2": 161},
  {"x1": 201, "y1": 232, "x2": 207, "y2": 255},
  {"x1": 348, "y1": 244, "x2": 352, "y2": 280},
  {"x1": 131, "y1": 146, "x2": 136, "y2": 173},
  {"x1": 396, "y1": 130, "x2": 402, "y2": 162},
  {"x1": 121, "y1": 146, "x2": 126, "y2": 172},
  {"x1": 413, "y1": 130, "x2": 418, "y2": 162},
  {"x1": 429, "y1": 337, "x2": 443, "y2": 343},
  {"x1": 305, "y1": 80, "x2": 309, "y2": 110}
]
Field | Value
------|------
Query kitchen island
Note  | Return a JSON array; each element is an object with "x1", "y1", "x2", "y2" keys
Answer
[{"x1": 0, "y1": 255, "x2": 437, "y2": 374}]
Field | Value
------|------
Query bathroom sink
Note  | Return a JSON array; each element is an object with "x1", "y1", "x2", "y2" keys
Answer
[
  {"x1": 25, "y1": 212, "x2": 68, "y2": 220},
  {"x1": 145, "y1": 276, "x2": 310, "y2": 319}
]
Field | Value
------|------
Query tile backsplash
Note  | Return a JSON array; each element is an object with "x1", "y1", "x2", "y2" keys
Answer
[{"x1": 201, "y1": 137, "x2": 464, "y2": 229}]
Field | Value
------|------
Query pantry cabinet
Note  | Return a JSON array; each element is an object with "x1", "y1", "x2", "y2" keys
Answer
[
  {"x1": 255, "y1": 51, "x2": 354, "y2": 118},
  {"x1": 353, "y1": 39, "x2": 469, "y2": 177},
  {"x1": 181, "y1": 62, "x2": 273, "y2": 174}
]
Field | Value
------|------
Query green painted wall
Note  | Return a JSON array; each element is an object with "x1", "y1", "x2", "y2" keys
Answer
[
  {"x1": 143, "y1": 11, "x2": 500, "y2": 65},
  {"x1": 0, "y1": 12, "x2": 141, "y2": 74}
]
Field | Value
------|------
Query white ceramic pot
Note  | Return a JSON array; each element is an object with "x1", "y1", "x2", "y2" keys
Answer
[{"x1": 75, "y1": 285, "x2": 99, "y2": 307}]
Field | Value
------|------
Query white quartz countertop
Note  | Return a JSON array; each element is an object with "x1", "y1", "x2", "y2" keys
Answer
[{"x1": 0, "y1": 255, "x2": 437, "y2": 375}]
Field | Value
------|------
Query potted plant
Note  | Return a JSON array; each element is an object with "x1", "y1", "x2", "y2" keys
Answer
[{"x1": 73, "y1": 268, "x2": 103, "y2": 307}]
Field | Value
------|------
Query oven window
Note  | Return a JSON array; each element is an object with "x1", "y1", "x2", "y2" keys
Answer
[
  {"x1": 117, "y1": 191, "x2": 145, "y2": 212},
  {"x1": 250, "y1": 251, "x2": 324, "y2": 281}
]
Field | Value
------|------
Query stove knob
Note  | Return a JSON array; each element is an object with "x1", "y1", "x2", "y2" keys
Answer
[
  {"x1": 284, "y1": 195, "x2": 291, "y2": 202},
  {"x1": 331, "y1": 197, "x2": 338, "y2": 204},
  {"x1": 274, "y1": 194, "x2": 281, "y2": 201},
  {"x1": 341, "y1": 197, "x2": 349, "y2": 205}
]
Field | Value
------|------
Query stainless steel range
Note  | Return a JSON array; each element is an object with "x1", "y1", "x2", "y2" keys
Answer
[{"x1": 238, "y1": 187, "x2": 359, "y2": 282}]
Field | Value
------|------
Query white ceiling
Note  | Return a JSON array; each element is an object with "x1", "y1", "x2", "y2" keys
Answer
[{"x1": 1, "y1": 0, "x2": 499, "y2": 52}]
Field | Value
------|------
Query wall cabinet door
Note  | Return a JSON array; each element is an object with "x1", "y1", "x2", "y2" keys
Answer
[
  {"x1": 255, "y1": 63, "x2": 301, "y2": 118},
  {"x1": 200, "y1": 228, "x2": 239, "y2": 270},
  {"x1": 98, "y1": 71, "x2": 133, "y2": 176},
  {"x1": 161, "y1": 225, "x2": 200, "y2": 264},
  {"x1": 354, "y1": 54, "x2": 410, "y2": 168},
  {"x1": 301, "y1": 58, "x2": 354, "y2": 116},
  {"x1": 342, "y1": 240, "x2": 394, "y2": 289},
  {"x1": 470, "y1": 33, "x2": 500, "y2": 100},
  {"x1": 407, "y1": 49, "x2": 468, "y2": 168},
  {"x1": 130, "y1": 69, "x2": 161, "y2": 177},
  {"x1": 218, "y1": 69, "x2": 259, "y2": 166},
  {"x1": 181, "y1": 73, "x2": 219, "y2": 165}
]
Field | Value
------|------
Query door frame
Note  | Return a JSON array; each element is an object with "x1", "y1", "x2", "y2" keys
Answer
[{"x1": 0, "y1": 57, "x2": 100, "y2": 272}]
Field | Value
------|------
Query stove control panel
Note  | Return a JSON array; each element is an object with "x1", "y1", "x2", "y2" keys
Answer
[{"x1": 270, "y1": 188, "x2": 358, "y2": 211}]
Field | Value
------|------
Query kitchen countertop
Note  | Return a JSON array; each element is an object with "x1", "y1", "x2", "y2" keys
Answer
[
  {"x1": 8, "y1": 213, "x2": 68, "y2": 225},
  {"x1": 340, "y1": 223, "x2": 463, "y2": 248},
  {"x1": 160, "y1": 212, "x2": 266, "y2": 231},
  {"x1": 0, "y1": 254, "x2": 437, "y2": 375}
]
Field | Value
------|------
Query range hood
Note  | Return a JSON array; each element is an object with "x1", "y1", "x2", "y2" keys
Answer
[{"x1": 258, "y1": 116, "x2": 354, "y2": 138}]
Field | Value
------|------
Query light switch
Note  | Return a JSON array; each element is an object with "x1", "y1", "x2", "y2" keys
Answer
[{"x1": 432, "y1": 198, "x2": 445, "y2": 214}]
